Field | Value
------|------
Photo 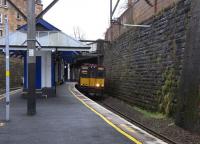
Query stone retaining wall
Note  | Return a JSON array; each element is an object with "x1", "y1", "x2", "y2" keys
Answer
[
  {"x1": 0, "y1": 55, "x2": 23, "y2": 90},
  {"x1": 104, "y1": 0, "x2": 191, "y2": 112},
  {"x1": 104, "y1": 0, "x2": 200, "y2": 133}
]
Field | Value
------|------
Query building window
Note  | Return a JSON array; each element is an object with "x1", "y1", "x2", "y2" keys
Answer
[
  {"x1": 0, "y1": 30, "x2": 3, "y2": 37},
  {"x1": 17, "y1": 25, "x2": 21, "y2": 29},
  {"x1": 16, "y1": 12, "x2": 20, "y2": 20},
  {"x1": 0, "y1": 14, "x2": 3, "y2": 24},
  {"x1": 3, "y1": 0, "x2": 7, "y2": 7}
]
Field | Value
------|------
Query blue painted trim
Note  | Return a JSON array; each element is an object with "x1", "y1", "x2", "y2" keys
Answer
[
  {"x1": 51, "y1": 53, "x2": 55, "y2": 87},
  {"x1": 17, "y1": 18, "x2": 60, "y2": 31},
  {"x1": 36, "y1": 56, "x2": 42, "y2": 89},
  {"x1": 59, "y1": 51, "x2": 80, "y2": 64},
  {"x1": 37, "y1": 19, "x2": 60, "y2": 31},
  {"x1": 58, "y1": 61, "x2": 61, "y2": 82}
]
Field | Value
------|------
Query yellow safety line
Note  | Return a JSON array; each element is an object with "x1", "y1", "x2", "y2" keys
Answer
[
  {"x1": 68, "y1": 86, "x2": 142, "y2": 144},
  {"x1": 0, "y1": 89, "x2": 21, "y2": 101}
]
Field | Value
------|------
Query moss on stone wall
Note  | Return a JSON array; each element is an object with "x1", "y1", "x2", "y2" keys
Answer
[{"x1": 158, "y1": 68, "x2": 180, "y2": 116}]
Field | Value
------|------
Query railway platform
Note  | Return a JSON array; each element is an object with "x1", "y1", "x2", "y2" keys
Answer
[{"x1": 0, "y1": 83, "x2": 166, "y2": 144}]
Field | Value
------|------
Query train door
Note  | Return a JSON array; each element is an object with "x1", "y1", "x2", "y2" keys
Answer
[
  {"x1": 96, "y1": 67, "x2": 105, "y2": 88},
  {"x1": 89, "y1": 66, "x2": 97, "y2": 87}
]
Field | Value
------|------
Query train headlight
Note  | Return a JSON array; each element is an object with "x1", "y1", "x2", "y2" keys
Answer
[{"x1": 96, "y1": 83, "x2": 100, "y2": 87}]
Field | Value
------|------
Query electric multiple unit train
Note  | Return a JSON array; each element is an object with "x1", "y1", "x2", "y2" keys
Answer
[{"x1": 78, "y1": 64, "x2": 105, "y2": 96}]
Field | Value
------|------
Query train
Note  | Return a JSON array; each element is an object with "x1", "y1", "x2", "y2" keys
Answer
[{"x1": 77, "y1": 64, "x2": 105, "y2": 97}]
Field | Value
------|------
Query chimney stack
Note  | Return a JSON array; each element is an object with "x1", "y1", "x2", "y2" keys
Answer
[{"x1": 36, "y1": 0, "x2": 42, "y2": 4}]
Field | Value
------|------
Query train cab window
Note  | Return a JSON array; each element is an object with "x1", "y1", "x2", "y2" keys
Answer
[
  {"x1": 80, "y1": 70, "x2": 88, "y2": 78},
  {"x1": 81, "y1": 66, "x2": 88, "y2": 70},
  {"x1": 80, "y1": 66, "x2": 89, "y2": 78},
  {"x1": 97, "y1": 67, "x2": 105, "y2": 78},
  {"x1": 89, "y1": 67, "x2": 96, "y2": 78}
]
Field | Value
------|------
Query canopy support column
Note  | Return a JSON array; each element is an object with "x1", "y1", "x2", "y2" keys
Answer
[
  {"x1": 27, "y1": 0, "x2": 36, "y2": 116},
  {"x1": 67, "y1": 63, "x2": 70, "y2": 81}
]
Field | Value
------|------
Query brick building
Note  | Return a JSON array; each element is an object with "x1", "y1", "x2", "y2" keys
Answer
[
  {"x1": 106, "y1": 0, "x2": 181, "y2": 41},
  {"x1": 0, "y1": 0, "x2": 43, "y2": 36}
]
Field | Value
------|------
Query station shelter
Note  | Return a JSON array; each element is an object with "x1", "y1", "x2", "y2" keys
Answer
[{"x1": 0, "y1": 19, "x2": 90, "y2": 97}]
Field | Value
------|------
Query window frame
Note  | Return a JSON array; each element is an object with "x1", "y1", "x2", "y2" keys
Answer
[
  {"x1": 0, "y1": 0, "x2": 3, "y2": 6},
  {"x1": 16, "y1": 12, "x2": 20, "y2": 20},
  {"x1": 0, "y1": 14, "x2": 3, "y2": 24},
  {"x1": 3, "y1": 0, "x2": 7, "y2": 7},
  {"x1": 0, "y1": 29, "x2": 3, "y2": 37}
]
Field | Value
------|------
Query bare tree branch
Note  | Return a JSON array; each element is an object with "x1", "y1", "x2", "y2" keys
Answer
[{"x1": 73, "y1": 26, "x2": 85, "y2": 40}]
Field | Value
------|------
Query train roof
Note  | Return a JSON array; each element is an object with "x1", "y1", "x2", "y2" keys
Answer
[{"x1": 81, "y1": 64, "x2": 105, "y2": 68}]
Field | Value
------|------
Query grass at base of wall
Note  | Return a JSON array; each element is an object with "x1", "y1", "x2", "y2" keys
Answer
[{"x1": 133, "y1": 106, "x2": 166, "y2": 119}]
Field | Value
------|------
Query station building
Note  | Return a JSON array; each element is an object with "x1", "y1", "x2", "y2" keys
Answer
[{"x1": 0, "y1": 18, "x2": 90, "y2": 97}]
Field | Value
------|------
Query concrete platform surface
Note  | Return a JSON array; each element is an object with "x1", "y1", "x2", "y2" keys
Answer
[
  {"x1": 69, "y1": 84, "x2": 167, "y2": 144},
  {"x1": 0, "y1": 84, "x2": 133, "y2": 144}
]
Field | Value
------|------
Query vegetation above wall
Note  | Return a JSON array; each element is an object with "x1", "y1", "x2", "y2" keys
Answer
[{"x1": 0, "y1": 54, "x2": 23, "y2": 90}]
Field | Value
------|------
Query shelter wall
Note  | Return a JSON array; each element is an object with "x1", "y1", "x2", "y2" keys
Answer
[
  {"x1": 24, "y1": 51, "x2": 52, "y2": 89},
  {"x1": 37, "y1": 51, "x2": 52, "y2": 88}
]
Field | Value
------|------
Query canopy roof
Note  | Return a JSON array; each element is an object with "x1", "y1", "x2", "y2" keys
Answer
[
  {"x1": 17, "y1": 18, "x2": 60, "y2": 31},
  {"x1": 0, "y1": 30, "x2": 90, "y2": 51},
  {"x1": 0, "y1": 18, "x2": 89, "y2": 63}
]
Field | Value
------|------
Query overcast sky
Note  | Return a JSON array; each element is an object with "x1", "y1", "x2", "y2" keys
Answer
[{"x1": 43, "y1": 0, "x2": 127, "y2": 40}]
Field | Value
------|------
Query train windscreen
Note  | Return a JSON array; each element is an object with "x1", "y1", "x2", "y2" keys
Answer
[
  {"x1": 80, "y1": 66, "x2": 89, "y2": 78},
  {"x1": 97, "y1": 67, "x2": 105, "y2": 78},
  {"x1": 89, "y1": 67, "x2": 97, "y2": 78}
]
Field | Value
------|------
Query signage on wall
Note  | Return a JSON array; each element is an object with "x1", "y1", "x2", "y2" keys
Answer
[{"x1": 29, "y1": 49, "x2": 34, "y2": 57}]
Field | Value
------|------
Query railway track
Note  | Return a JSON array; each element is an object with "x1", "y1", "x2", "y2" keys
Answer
[
  {"x1": 0, "y1": 87, "x2": 22, "y2": 100},
  {"x1": 0, "y1": 87, "x2": 22, "y2": 94},
  {"x1": 98, "y1": 101, "x2": 178, "y2": 144},
  {"x1": 76, "y1": 87, "x2": 179, "y2": 144}
]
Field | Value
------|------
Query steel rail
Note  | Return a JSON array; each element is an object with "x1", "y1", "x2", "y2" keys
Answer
[{"x1": 99, "y1": 102, "x2": 178, "y2": 144}]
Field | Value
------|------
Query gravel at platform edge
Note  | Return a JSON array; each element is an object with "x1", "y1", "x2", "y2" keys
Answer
[
  {"x1": 101, "y1": 96, "x2": 200, "y2": 144},
  {"x1": 0, "y1": 89, "x2": 5, "y2": 95}
]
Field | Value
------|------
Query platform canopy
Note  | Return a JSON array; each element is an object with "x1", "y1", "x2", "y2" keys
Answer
[{"x1": 0, "y1": 30, "x2": 90, "y2": 51}]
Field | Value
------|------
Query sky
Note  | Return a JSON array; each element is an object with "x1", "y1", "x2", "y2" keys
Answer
[{"x1": 43, "y1": 0, "x2": 127, "y2": 40}]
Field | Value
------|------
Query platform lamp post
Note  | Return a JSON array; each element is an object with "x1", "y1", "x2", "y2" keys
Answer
[
  {"x1": 5, "y1": 16, "x2": 10, "y2": 121},
  {"x1": 27, "y1": 0, "x2": 36, "y2": 115}
]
